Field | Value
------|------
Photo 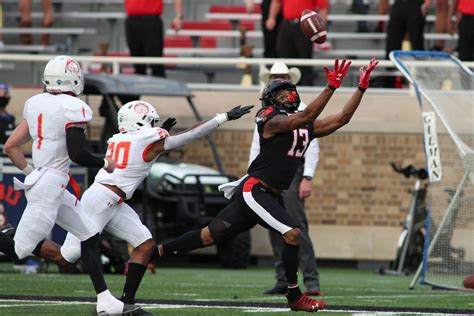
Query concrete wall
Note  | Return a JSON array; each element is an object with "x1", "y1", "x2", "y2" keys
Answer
[{"x1": 7, "y1": 87, "x2": 427, "y2": 260}]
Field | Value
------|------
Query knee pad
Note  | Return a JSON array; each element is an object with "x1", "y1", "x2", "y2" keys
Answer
[{"x1": 208, "y1": 218, "x2": 232, "y2": 245}]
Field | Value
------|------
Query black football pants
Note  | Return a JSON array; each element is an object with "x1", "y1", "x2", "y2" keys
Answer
[
  {"x1": 385, "y1": 0, "x2": 426, "y2": 59},
  {"x1": 458, "y1": 14, "x2": 474, "y2": 61},
  {"x1": 125, "y1": 14, "x2": 165, "y2": 77}
]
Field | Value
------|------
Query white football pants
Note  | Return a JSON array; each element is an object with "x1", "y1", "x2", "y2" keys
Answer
[
  {"x1": 61, "y1": 182, "x2": 152, "y2": 263},
  {"x1": 14, "y1": 168, "x2": 98, "y2": 259}
]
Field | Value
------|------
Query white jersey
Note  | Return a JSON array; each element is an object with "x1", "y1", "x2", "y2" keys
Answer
[
  {"x1": 95, "y1": 127, "x2": 169, "y2": 199},
  {"x1": 23, "y1": 93, "x2": 93, "y2": 174}
]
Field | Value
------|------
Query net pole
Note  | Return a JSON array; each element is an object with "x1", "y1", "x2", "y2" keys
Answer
[{"x1": 409, "y1": 171, "x2": 470, "y2": 289}]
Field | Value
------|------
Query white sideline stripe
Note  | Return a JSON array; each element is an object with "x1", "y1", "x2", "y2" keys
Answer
[
  {"x1": 242, "y1": 191, "x2": 292, "y2": 234},
  {"x1": 0, "y1": 299, "x2": 458, "y2": 315}
]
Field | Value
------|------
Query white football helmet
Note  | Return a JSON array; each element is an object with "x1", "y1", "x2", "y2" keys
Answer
[
  {"x1": 118, "y1": 100, "x2": 160, "y2": 132},
  {"x1": 42, "y1": 55, "x2": 84, "y2": 96}
]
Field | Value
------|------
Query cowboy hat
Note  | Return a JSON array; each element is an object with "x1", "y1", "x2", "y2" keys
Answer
[{"x1": 259, "y1": 62, "x2": 301, "y2": 84}]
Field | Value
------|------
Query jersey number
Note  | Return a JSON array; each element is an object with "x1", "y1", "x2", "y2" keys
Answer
[
  {"x1": 287, "y1": 129, "x2": 309, "y2": 158},
  {"x1": 106, "y1": 142, "x2": 131, "y2": 169}
]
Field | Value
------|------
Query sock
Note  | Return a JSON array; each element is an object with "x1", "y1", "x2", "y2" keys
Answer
[
  {"x1": 161, "y1": 230, "x2": 204, "y2": 256},
  {"x1": 32, "y1": 240, "x2": 45, "y2": 257},
  {"x1": 287, "y1": 285, "x2": 303, "y2": 302},
  {"x1": 121, "y1": 262, "x2": 147, "y2": 304},
  {"x1": 81, "y1": 234, "x2": 107, "y2": 294},
  {"x1": 282, "y1": 243, "x2": 299, "y2": 285},
  {"x1": 0, "y1": 232, "x2": 19, "y2": 261}
]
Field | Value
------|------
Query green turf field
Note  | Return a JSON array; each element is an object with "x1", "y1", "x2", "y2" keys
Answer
[{"x1": 0, "y1": 262, "x2": 472, "y2": 315}]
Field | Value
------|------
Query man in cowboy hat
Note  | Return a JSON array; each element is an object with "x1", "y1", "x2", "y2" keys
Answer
[{"x1": 251, "y1": 62, "x2": 322, "y2": 296}]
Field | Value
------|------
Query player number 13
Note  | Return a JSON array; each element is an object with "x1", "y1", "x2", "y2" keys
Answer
[{"x1": 287, "y1": 129, "x2": 309, "y2": 158}]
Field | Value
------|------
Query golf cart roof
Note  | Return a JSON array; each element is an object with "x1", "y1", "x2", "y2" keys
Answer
[{"x1": 84, "y1": 74, "x2": 193, "y2": 98}]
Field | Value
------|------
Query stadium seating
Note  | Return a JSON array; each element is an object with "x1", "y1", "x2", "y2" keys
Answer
[{"x1": 209, "y1": 4, "x2": 261, "y2": 14}]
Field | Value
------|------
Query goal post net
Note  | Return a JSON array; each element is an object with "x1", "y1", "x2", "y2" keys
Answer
[{"x1": 390, "y1": 51, "x2": 474, "y2": 290}]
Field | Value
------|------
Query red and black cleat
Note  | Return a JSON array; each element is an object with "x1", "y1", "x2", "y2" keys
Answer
[{"x1": 287, "y1": 294, "x2": 325, "y2": 312}]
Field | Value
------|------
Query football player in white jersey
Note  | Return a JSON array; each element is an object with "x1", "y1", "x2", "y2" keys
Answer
[
  {"x1": 1, "y1": 55, "x2": 141, "y2": 315},
  {"x1": 56, "y1": 100, "x2": 253, "y2": 307}
]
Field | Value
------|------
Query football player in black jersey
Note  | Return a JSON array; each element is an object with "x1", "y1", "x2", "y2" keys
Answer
[{"x1": 157, "y1": 58, "x2": 379, "y2": 312}]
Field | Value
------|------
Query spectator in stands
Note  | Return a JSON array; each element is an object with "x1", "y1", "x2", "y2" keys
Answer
[
  {"x1": 385, "y1": 0, "x2": 432, "y2": 60},
  {"x1": 124, "y1": 0, "x2": 183, "y2": 77},
  {"x1": 448, "y1": 0, "x2": 474, "y2": 61},
  {"x1": 0, "y1": 82, "x2": 14, "y2": 150},
  {"x1": 250, "y1": 62, "x2": 321, "y2": 296},
  {"x1": 375, "y1": 0, "x2": 389, "y2": 32},
  {"x1": 432, "y1": 0, "x2": 449, "y2": 51},
  {"x1": 266, "y1": 0, "x2": 328, "y2": 86},
  {"x1": 19, "y1": 0, "x2": 54, "y2": 45},
  {"x1": 350, "y1": 0, "x2": 370, "y2": 33},
  {"x1": 246, "y1": 0, "x2": 282, "y2": 58}
]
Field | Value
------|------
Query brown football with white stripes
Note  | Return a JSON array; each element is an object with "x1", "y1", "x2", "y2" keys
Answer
[{"x1": 299, "y1": 9, "x2": 327, "y2": 44}]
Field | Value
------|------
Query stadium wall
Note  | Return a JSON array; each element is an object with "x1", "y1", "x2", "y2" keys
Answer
[{"x1": 8, "y1": 88, "x2": 427, "y2": 261}]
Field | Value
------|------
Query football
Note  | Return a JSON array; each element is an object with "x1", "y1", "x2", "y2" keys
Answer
[
  {"x1": 300, "y1": 9, "x2": 327, "y2": 44},
  {"x1": 463, "y1": 275, "x2": 474, "y2": 289}
]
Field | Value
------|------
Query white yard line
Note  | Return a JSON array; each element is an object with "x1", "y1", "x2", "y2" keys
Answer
[{"x1": 0, "y1": 298, "x2": 464, "y2": 315}]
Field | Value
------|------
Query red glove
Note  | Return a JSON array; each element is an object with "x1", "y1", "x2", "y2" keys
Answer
[
  {"x1": 359, "y1": 58, "x2": 379, "y2": 89},
  {"x1": 323, "y1": 58, "x2": 352, "y2": 90}
]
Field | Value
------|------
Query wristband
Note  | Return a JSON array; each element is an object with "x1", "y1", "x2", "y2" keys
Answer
[
  {"x1": 21, "y1": 164, "x2": 34, "y2": 175},
  {"x1": 103, "y1": 158, "x2": 109, "y2": 169},
  {"x1": 215, "y1": 113, "x2": 228, "y2": 126},
  {"x1": 303, "y1": 175, "x2": 313, "y2": 181},
  {"x1": 327, "y1": 84, "x2": 336, "y2": 91},
  {"x1": 358, "y1": 86, "x2": 367, "y2": 93}
]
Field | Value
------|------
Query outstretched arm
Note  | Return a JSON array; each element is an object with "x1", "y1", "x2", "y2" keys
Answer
[
  {"x1": 4, "y1": 120, "x2": 33, "y2": 174},
  {"x1": 263, "y1": 59, "x2": 352, "y2": 138},
  {"x1": 313, "y1": 58, "x2": 379, "y2": 138},
  {"x1": 144, "y1": 105, "x2": 254, "y2": 161}
]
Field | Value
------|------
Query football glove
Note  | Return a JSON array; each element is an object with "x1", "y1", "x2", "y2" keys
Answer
[
  {"x1": 359, "y1": 58, "x2": 379, "y2": 89},
  {"x1": 323, "y1": 58, "x2": 352, "y2": 90},
  {"x1": 161, "y1": 117, "x2": 177, "y2": 132},
  {"x1": 226, "y1": 105, "x2": 254, "y2": 120}
]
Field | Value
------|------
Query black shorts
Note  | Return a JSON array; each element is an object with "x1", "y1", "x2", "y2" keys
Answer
[{"x1": 209, "y1": 176, "x2": 299, "y2": 242}]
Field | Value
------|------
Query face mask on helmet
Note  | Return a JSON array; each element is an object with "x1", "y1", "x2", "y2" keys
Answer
[
  {"x1": 261, "y1": 79, "x2": 300, "y2": 113},
  {"x1": 42, "y1": 55, "x2": 84, "y2": 96},
  {"x1": 117, "y1": 101, "x2": 161, "y2": 132}
]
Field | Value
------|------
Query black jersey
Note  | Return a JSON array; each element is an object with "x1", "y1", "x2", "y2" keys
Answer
[
  {"x1": 248, "y1": 106, "x2": 313, "y2": 190},
  {"x1": 0, "y1": 112, "x2": 15, "y2": 146}
]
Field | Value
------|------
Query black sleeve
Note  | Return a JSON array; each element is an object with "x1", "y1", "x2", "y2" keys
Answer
[{"x1": 66, "y1": 127, "x2": 105, "y2": 168}]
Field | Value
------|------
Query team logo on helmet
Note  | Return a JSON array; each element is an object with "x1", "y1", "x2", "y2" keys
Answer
[
  {"x1": 65, "y1": 58, "x2": 80, "y2": 74},
  {"x1": 133, "y1": 102, "x2": 150, "y2": 115}
]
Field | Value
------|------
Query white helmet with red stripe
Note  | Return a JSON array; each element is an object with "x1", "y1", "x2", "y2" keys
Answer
[
  {"x1": 42, "y1": 55, "x2": 84, "y2": 96},
  {"x1": 118, "y1": 100, "x2": 160, "y2": 132}
]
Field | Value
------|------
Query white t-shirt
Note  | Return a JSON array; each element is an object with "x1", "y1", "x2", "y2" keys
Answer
[
  {"x1": 23, "y1": 93, "x2": 93, "y2": 174},
  {"x1": 95, "y1": 127, "x2": 169, "y2": 200}
]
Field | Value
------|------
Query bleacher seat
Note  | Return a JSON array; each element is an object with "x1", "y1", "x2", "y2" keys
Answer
[
  {"x1": 239, "y1": 20, "x2": 255, "y2": 31},
  {"x1": 209, "y1": 5, "x2": 261, "y2": 14},
  {"x1": 179, "y1": 20, "x2": 232, "y2": 31},
  {"x1": 200, "y1": 37, "x2": 217, "y2": 48},
  {"x1": 164, "y1": 36, "x2": 194, "y2": 48}
]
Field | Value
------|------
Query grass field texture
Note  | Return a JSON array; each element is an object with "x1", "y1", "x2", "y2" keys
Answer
[{"x1": 0, "y1": 263, "x2": 472, "y2": 315}]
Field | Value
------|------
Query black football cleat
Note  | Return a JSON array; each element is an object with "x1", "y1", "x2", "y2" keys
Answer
[{"x1": 262, "y1": 285, "x2": 287, "y2": 295}]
